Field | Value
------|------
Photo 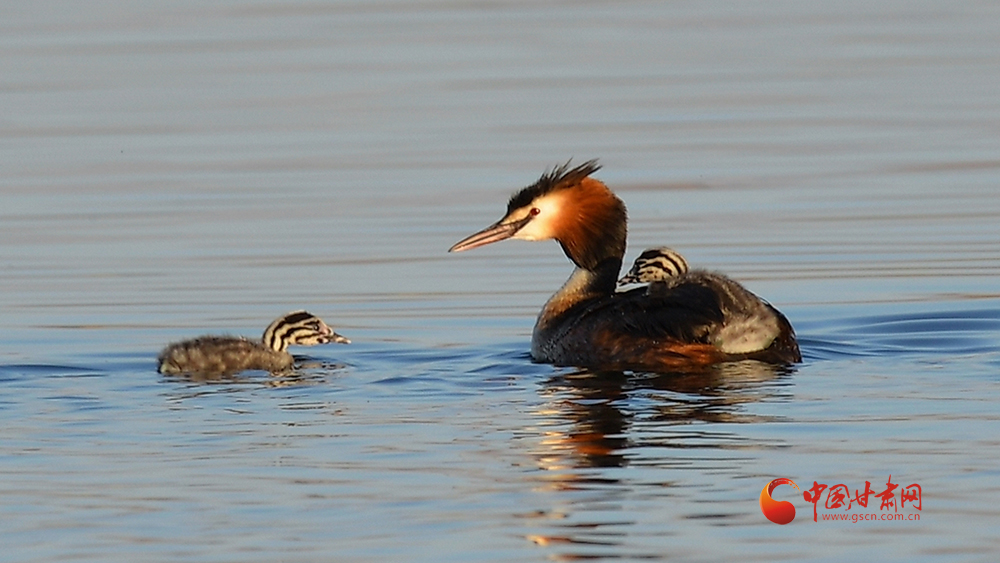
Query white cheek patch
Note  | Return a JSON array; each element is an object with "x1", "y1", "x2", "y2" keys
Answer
[
  {"x1": 514, "y1": 222, "x2": 545, "y2": 241},
  {"x1": 511, "y1": 194, "x2": 563, "y2": 241}
]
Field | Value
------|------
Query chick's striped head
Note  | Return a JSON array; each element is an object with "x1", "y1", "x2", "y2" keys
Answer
[
  {"x1": 617, "y1": 247, "x2": 689, "y2": 286},
  {"x1": 262, "y1": 311, "x2": 350, "y2": 352}
]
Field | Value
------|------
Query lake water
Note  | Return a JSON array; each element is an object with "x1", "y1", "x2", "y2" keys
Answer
[{"x1": 2, "y1": 1, "x2": 999, "y2": 561}]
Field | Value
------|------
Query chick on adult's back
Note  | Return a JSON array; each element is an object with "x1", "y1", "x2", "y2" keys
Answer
[
  {"x1": 618, "y1": 247, "x2": 690, "y2": 286},
  {"x1": 619, "y1": 247, "x2": 800, "y2": 362},
  {"x1": 158, "y1": 310, "x2": 349, "y2": 377}
]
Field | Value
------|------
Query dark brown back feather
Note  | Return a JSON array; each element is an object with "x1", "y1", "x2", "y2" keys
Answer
[{"x1": 582, "y1": 284, "x2": 725, "y2": 343}]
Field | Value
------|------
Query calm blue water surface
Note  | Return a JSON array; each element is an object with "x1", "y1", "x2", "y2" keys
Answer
[{"x1": 2, "y1": 1, "x2": 999, "y2": 561}]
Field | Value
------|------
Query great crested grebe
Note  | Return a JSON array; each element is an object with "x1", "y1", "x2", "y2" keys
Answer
[
  {"x1": 157, "y1": 310, "x2": 349, "y2": 376},
  {"x1": 449, "y1": 160, "x2": 800, "y2": 371}
]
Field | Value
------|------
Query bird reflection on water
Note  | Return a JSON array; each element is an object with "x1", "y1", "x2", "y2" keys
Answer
[
  {"x1": 534, "y1": 361, "x2": 795, "y2": 469},
  {"x1": 521, "y1": 360, "x2": 795, "y2": 557},
  {"x1": 160, "y1": 359, "x2": 349, "y2": 388}
]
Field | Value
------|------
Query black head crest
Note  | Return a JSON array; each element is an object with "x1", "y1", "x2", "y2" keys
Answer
[{"x1": 506, "y1": 159, "x2": 602, "y2": 214}]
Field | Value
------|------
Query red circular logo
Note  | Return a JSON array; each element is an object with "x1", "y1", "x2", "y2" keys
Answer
[{"x1": 760, "y1": 478, "x2": 800, "y2": 524}]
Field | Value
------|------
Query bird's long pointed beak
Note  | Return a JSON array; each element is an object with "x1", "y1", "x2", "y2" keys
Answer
[{"x1": 449, "y1": 218, "x2": 525, "y2": 253}]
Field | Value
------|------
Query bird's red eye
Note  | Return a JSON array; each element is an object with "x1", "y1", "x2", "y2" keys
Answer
[{"x1": 530, "y1": 207, "x2": 540, "y2": 216}]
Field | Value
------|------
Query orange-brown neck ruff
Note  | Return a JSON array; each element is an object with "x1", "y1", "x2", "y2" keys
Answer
[
  {"x1": 553, "y1": 177, "x2": 627, "y2": 275},
  {"x1": 531, "y1": 178, "x2": 631, "y2": 358},
  {"x1": 527, "y1": 171, "x2": 628, "y2": 336}
]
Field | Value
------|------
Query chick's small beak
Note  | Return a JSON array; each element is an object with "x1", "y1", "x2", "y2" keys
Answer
[
  {"x1": 330, "y1": 332, "x2": 350, "y2": 344},
  {"x1": 617, "y1": 273, "x2": 639, "y2": 286},
  {"x1": 448, "y1": 215, "x2": 531, "y2": 253}
]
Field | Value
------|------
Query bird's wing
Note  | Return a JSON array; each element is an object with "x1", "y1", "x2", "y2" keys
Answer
[{"x1": 598, "y1": 283, "x2": 725, "y2": 343}]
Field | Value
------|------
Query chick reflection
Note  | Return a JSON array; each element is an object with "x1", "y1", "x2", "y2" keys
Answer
[
  {"x1": 534, "y1": 361, "x2": 793, "y2": 471},
  {"x1": 161, "y1": 360, "x2": 347, "y2": 388}
]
